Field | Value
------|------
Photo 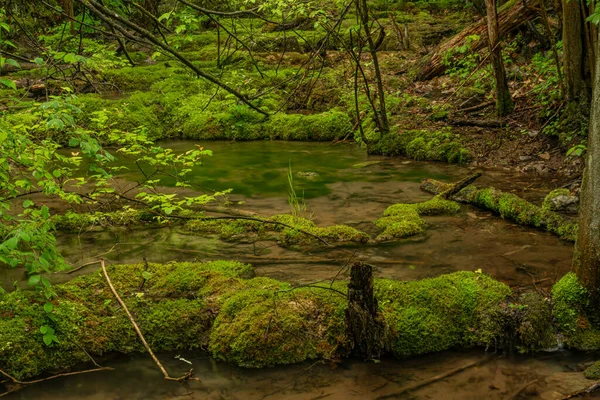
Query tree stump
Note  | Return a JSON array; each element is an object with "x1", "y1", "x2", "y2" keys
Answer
[{"x1": 345, "y1": 262, "x2": 386, "y2": 359}]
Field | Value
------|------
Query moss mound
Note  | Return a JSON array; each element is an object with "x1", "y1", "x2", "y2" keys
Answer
[
  {"x1": 210, "y1": 284, "x2": 349, "y2": 367},
  {"x1": 551, "y1": 273, "x2": 600, "y2": 350},
  {"x1": 375, "y1": 271, "x2": 512, "y2": 357},
  {"x1": 584, "y1": 361, "x2": 600, "y2": 380},
  {"x1": 375, "y1": 197, "x2": 460, "y2": 240},
  {"x1": 0, "y1": 261, "x2": 349, "y2": 379},
  {"x1": 369, "y1": 128, "x2": 470, "y2": 163},
  {"x1": 3, "y1": 264, "x2": 595, "y2": 381}
]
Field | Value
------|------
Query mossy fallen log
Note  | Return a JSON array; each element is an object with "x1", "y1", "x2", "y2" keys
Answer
[
  {"x1": 52, "y1": 211, "x2": 371, "y2": 248},
  {"x1": 420, "y1": 179, "x2": 578, "y2": 241},
  {"x1": 0, "y1": 260, "x2": 564, "y2": 383}
]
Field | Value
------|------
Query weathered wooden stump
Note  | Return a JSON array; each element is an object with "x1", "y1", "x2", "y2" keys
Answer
[{"x1": 346, "y1": 262, "x2": 386, "y2": 359}]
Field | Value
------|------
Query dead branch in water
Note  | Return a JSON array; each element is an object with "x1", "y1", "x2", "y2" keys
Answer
[
  {"x1": 0, "y1": 366, "x2": 113, "y2": 398},
  {"x1": 439, "y1": 172, "x2": 483, "y2": 199},
  {"x1": 559, "y1": 381, "x2": 600, "y2": 399},
  {"x1": 100, "y1": 259, "x2": 201, "y2": 382},
  {"x1": 376, "y1": 359, "x2": 489, "y2": 399}
]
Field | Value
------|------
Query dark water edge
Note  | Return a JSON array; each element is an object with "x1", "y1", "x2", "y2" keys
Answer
[{"x1": 5, "y1": 348, "x2": 599, "y2": 400}]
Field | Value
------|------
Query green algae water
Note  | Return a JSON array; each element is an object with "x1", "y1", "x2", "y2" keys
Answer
[
  {"x1": 114, "y1": 140, "x2": 457, "y2": 198},
  {"x1": 1, "y1": 141, "x2": 575, "y2": 291}
]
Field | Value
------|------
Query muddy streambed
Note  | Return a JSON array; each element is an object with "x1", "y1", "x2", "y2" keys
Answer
[
  {"x1": 1, "y1": 140, "x2": 574, "y2": 290},
  {"x1": 5, "y1": 349, "x2": 600, "y2": 400}
]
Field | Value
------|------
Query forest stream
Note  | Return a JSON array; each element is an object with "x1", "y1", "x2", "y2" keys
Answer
[
  {"x1": 1, "y1": 141, "x2": 574, "y2": 290},
  {"x1": 2, "y1": 142, "x2": 590, "y2": 400}
]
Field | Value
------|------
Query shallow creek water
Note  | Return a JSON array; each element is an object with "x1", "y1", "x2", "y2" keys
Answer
[
  {"x1": 6, "y1": 349, "x2": 600, "y2": 400},
  {"x1": 2, "y1": 140, "x2": 574, "y2": 290},
  {"x1": 2, "y1": 141, "x2": 588, "y2": 399}
]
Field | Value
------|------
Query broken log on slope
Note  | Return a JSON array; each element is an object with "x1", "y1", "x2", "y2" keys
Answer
[
  {"x1": 415, "y1": 0, "x2": 540, "y2": 81},
  {"x1": 420, "y1": 178, "x2": 578, "y2": 241}
]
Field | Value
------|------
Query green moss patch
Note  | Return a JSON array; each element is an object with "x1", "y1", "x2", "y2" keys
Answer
[
  {"x1": 552, "y1": 273, "x2": 600, "y2": 350},
  {"x1": 375, "y1": 271, "x2": 512, "y2": 357},
  {"x1": 375, "y1": 197, "x2": 460, "y2": 240},
  {"x1": 369, "y1": 128, "x2": 470, "y2": 163}
]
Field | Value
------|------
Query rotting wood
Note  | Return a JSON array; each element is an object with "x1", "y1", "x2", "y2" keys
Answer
[
  {"x1": 449, "y1": 118, "x2": 507, "y2": 128},
  {"x1": 439, "y1": 171, "x2": 483, "y2": 199},
  {"x1": 509, "y1": 379, "x2": 538, "y2": 399},
  {"x1": 0, "y1": 366, "x2": 113, "y2": 398},
  {"x1": 345, "y1": 262, "x2": 386, "y2": 360},
  {"x1": 415, "y1": 0, "x2": 540, "y2": 81}
]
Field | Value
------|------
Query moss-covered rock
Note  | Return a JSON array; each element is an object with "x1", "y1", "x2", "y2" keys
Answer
[
  {"x1": 3, "y1": 265, "x2": 598, "y2": 381},
  {"x1": 552, "y1": 273, "x2": 600, "y2": 350},
  {"x1": 584, "y1": 361, "x2": 600, "y2": 379},
  {"x1": 375, "y1": 271, "x2": 512, "y2": 357},
  {"x1": 375, "y1": 197, "x2": 460, "y2": 240},
  {"x1": 368, "y1": 128, "x2": 470, "y2": 163},
  {"x1": 210, "y1": 285, "x2": 349, "y2": 367},
  {"x1": 516, "y1": 293, "x2": 557, "y2": 352}
]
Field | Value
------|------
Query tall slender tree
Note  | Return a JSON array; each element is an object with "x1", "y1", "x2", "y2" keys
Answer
[
  {"x1": 574, "y1": 28, "x2": 600, "y2": 307},
  {"x1": 485, "y1": 0, "x2": 513, "y2": 116}
]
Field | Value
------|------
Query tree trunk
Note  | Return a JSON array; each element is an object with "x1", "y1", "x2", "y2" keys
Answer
[
  {"x1": 485, "y1": 0, "x2": 514, "y2": 115},
  {"x1": 357, "y1": 0, "x2": 389, "y2": 133},
  {"x1": 562, "y1": 0, "x2": 588, "y2": 103},
  {"x1": 345, "y1": 262, "x2": 386, "y2": 359},
  {"x1": 415, "y1": 0, "x2": 539, "y2": 81},
  {"x1": 573, "y1": 29, "x2": 600, "y2": 308}
]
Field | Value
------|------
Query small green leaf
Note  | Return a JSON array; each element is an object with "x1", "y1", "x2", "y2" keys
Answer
[
  {"x1": 41, "y1": 276, "x2": 52, "y2": 288},
  {"x1": 0, "y1": 78, "x2": 16, "y2": 90},
  {"x1": 28, "y1": 274, "x2": 41, "y2": 286},
  {"x1": 44, "y1": 303, "x2": 54, "y2": 313},
  {"x1": 43, "y1": 334, "x2": 53, "y2": 346},
  {"x1": 23, "y1": 199, "x2": 34, "y2": 208}
]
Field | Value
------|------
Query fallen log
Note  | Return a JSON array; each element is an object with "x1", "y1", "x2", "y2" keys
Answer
[
  {"x1": 449, "y1": 118, "x2": 507, "y2": 128},
  {"x1": 420, "y1": 178, "x2": 578, "y2": 241},
  {"x1": 415, "y1": 0, "x2": 540, "y2": 81}
]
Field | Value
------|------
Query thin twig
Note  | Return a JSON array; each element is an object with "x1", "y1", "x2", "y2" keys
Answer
[{"x1": 100, "y1": 259, "x2": 200, "y2": 382}]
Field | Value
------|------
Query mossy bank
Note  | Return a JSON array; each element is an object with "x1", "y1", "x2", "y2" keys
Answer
[{"x1": 3, "y1": 261, "x2": 599, "y2": 381}]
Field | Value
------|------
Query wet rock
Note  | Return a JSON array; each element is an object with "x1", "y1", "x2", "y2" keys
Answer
[
  {"x1": 538, "y1": 152, "x2": 551, "y2": 160},
  {"x1": 541, "y1": 372, "x2": 592, "y2": 399},
  {"x1": 522, "y1": 161, "x2": 547, "y2": 174},
  {"x1": 297, "y1": 171, "x2": 319, "y2": 178},
  {"x1": 353, "y1": 161, "x2": 382, "y2": 168},
  {"x1": 547, "y1": 194, "x2": 579, "y2": 213},
  {"x1": 543, "y1": 189, "x2": 579, "y2": 214}
]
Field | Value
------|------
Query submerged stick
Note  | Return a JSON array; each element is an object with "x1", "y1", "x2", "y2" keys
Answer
[
  {"x1": 100, "y1": 259, "x2": 200, "y2": 382},
  {"x1": 0, "y1": 366, "x2": 113, "y2": 398},
  {"x1": 376, "y1": 359, "x2": 484, "y2": 399},
  {"x1": 560, "y1": 381, "x2": 600, "y2": 399}
]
